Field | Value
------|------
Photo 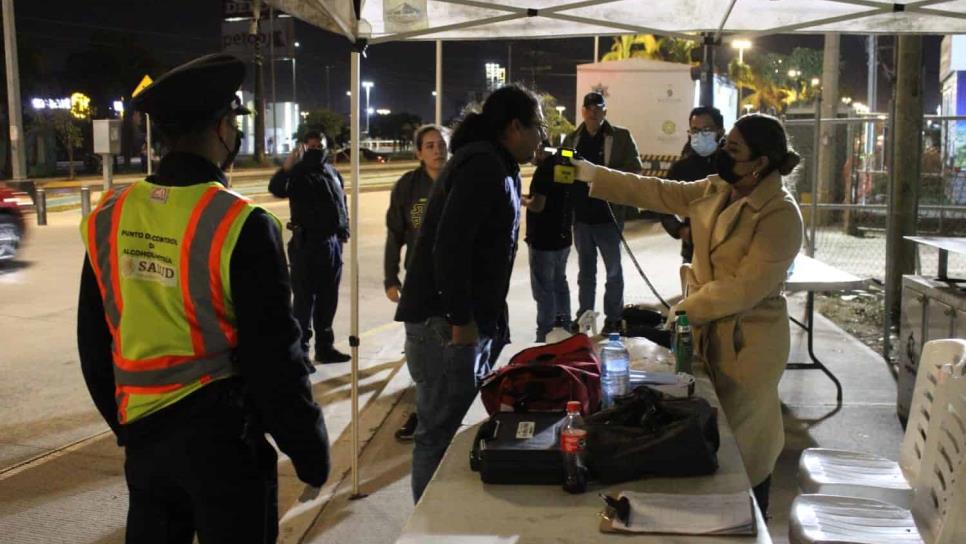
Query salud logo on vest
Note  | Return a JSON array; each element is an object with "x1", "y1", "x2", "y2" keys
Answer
[
  {"x1": 120, "y1": 254, "x2": 177, "y2": 286},
  {"x1": 149, "y1": 187, "x2": 169, "y2": 204}
]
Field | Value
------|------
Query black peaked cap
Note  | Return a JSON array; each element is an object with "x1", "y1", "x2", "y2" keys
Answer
[{"x1": 131, "y1": 53, "x2": 251, "y2": 123}]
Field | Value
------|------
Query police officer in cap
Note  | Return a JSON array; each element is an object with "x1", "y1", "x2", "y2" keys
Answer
[
  {"x1": 269, "y1": 130, "x2": 351, "y2": 365},
  {"x1": 77, "y1": 53, "x2": 330, "y2": 543}
]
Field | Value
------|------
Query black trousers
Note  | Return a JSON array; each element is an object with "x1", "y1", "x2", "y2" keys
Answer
[
  {"x1": 289, "y1": 233, "x2": 343, "y2": 357},
  {"x1": 123, "y1": 395, "x2": 278, "y2": 543},
  {"x1": 753, "y1": 475, "x2": 772, "y2": 518}
]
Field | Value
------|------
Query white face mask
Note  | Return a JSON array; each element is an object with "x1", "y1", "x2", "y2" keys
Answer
[{"x1": 690, "y1": 131, "x2": 718, "y2": 157}]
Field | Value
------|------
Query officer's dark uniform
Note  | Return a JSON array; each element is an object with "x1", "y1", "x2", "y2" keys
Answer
[
  {"x1": 268, "y1": 148, "x2": 349, "y2": 363},
  {"x1": 77, "y1": 54, "x2": 330, "y2": 543}
]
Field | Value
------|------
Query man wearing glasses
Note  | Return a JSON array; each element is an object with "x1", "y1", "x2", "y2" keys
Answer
[
  {"x1": 563, "y1": 91, "x2": 643, "y2": 334},
  {"x1": 658, "y1": 106, "x2": 726, "y2": 263}
]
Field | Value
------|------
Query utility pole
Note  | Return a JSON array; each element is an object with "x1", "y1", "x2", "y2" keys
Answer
[
  {"x1": 252, "y1": 0, "x2": 266, "y2": 163},
  {"x1": 507, "y1": 42, "x2": 512, "y2": 83},
  {"x1": 699, "y1": 33, "x2": 717, "y2": 107},
  {"x1": 325, "y1": 65, "x2": 332, "y2": 109},
  {"x1": 817, "y1": 33, "x2": 840, "y2": 224},
  {"x1": 867, "y1": 35, "x2": 878, "y2": 113},
  {"x1": 2, "y1": 0, "x2": 27, "y2": 184},
  {"x1": 269, "y1": 6, "x2": 277, "y2": 156},
  {"x1": 884, "y1": 35, "x2": 923, "y2": 359}
]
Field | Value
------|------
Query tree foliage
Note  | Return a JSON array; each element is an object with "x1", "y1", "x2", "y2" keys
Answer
[
  {"x1": 728, "y1": 46, "x2": 825, "y2": 114},
  {"x1": 369, "y1": 112, "x2": 423, "y2": 144},
  {"x1": 296, "y1": 108, "x2": 347, "y2": 145},
  {"x1": 601, "y1": 34, "x2": 697, "y2": 64},
  {"x1": 32, "y1": 111, "x2": 85, "y2": 180},
  {"x1": 539, "y1": 94, "x2": 575, "y2": 146}
]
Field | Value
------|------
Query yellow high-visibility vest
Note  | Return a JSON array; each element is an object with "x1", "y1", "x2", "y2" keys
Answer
[{"x1": 81, "y1": 180, "x2": 272, "y2": 424}]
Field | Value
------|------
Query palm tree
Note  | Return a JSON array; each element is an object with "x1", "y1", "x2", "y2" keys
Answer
[
  {"x1": 601, "y1": 34, "x2": 697, "y2": 64},
  {"x1": 729, "y1": 59, "x2": 796, "y2": 114},
  {"x1": 601, "y1": 35, "x2": 662, "y2": 61}
]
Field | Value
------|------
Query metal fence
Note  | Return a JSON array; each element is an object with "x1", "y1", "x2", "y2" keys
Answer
[{"x1": 784, "y1": 114, "x2": 966, "y2": 283}]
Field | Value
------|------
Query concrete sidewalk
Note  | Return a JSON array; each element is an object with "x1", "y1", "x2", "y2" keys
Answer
[{"x1": 0, "y1": 221, "x2": 904, "y2": 544}]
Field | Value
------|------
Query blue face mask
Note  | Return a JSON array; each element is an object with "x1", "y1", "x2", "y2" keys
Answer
[{"x1": 690, "y1": 131, "x2": 718, "y2": 157}]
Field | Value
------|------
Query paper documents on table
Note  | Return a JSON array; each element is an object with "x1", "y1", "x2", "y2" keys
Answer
[{"x1": 601, "y1": 490, "x2": 756, "y2": 535}]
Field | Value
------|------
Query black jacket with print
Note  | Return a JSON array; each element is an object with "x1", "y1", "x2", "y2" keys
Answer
[{"x1": 384, "y1": 167, "x2": 433, "y2": 289}]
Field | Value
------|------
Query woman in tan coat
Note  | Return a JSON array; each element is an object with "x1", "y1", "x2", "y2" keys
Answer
[{"x1": 575, "y1": 114, "x2": 803, "y2": 515}]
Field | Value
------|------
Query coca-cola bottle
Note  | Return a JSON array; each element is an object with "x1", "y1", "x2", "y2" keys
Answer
[{"x1": 560, "y1": 400, "x2": 588, "y2": 494}]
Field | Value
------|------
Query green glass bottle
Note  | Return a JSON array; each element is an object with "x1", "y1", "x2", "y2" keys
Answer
[{"x1": 674, "y1": 311, "x2": 693, "y2": 374}]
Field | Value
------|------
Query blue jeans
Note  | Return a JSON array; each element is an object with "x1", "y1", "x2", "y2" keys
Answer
[
  {"x1": 528, "y1": 245, "x2": 571, "y2": 340},
  {"x1": 405, "y1": 317, "x2": 492, "y2": 502},
  {"x1": 574, "y1": 221, "x2": 624, "y2": 323}
]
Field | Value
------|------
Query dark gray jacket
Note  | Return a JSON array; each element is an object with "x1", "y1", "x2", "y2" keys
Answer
[{"x1": 384, "y1": 167, "x2": 433, "y2": 289}]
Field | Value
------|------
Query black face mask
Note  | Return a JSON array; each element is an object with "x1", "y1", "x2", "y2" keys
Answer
[
  {"x1": 218, "y1": 127, "x2": 243, "y2": 171},
  {"x1": 714, "y1": 147, "x2": 746, "y2": 185}
]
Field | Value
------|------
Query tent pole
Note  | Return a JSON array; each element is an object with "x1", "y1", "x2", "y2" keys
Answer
[
  {"x1": 349, "y1": 48, "x2": 363, "y2": 499},
  {"x1": 809, "y1": 92, "x2": 822, "y2": 258},
  {"x1": 436, "y1": 40, "x2": 443, "y2": 126}
]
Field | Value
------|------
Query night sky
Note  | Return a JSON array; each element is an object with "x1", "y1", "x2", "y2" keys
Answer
[{"x1": 10, "y1": 1, "x2": 943, "y2": 125}]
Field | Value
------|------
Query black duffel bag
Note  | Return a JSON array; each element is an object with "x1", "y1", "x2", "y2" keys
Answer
[{"x1": 584, "y1": 386, "x2": 719, "y2": 484}]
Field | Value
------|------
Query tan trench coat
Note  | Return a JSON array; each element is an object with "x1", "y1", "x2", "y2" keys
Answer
[{"x1": 589, "y1": 167, "x2": 803, "y2": 486}]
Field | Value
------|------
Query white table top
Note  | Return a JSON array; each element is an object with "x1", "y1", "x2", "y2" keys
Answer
[
  {"x1": 785, "y1": 254, "x2": 868, "y2": 293},
  {"x1": 905, "y1": 236, "x2": 966, "y2": 255},
  {"x1": 395, "y1": 365, "x2": 772, "y2": 544}
]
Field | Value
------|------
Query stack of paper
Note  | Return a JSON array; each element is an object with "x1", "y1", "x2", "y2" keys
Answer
[{"x1": 603, "y1": 491, "x2": 756, "y2": 535}]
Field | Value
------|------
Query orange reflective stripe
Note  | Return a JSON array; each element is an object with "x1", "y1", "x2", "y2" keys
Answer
[
  {"x1": 187, "y1": 190, "x2": 241, "y2": 355},
  {"x1": 87, "y1": 187, "x2": 128, "y2": 340},
  {"x1": 109, "y1": 188, "x2": 131, "y2": 321},
  {"x1": 208, "y1": 198, "x2": 247, "y2": 347},
  {"x1": 117, "y1": 386, "x2": 130, "y2": 424},
  {"x1": 113, "y1": 350, "x2": 234, "y2": 387},
  {"x1": 86, "y1": 201, "x2": 110, "y2": 328},
  {"x1": 179, "y1": 186, "x2": 221, "y2": 356},
  {"x1": 118, "y1": 383, "x2": 182, "y2": 395},
  {"x1": 113, "y1": 352, "x2": 197, "y2": 371}
]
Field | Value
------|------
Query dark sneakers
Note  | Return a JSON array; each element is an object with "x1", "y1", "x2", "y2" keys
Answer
[
  {"x1": 314, "y1": 348, "x2": 351, "y2": 364},
  {"x1": 395, "y1": 413, "x2": 418, "y2": 441}
]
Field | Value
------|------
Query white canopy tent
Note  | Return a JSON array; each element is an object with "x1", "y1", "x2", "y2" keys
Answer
[{"x1": 264, "y1": 0, "x2": 966, "y2": 505}]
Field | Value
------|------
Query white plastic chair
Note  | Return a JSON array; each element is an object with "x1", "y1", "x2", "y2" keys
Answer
[
  {"x1": 789, "y1": 367, "x2": 966, "y2": 544},
  {"x1": 797, "y1": 339, "x2": 966, "y2": 508}
]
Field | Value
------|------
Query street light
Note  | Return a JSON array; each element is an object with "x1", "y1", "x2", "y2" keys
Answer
[
  {"x1": 810, "y1": 77, "x2": 821, "y2": 87},
  {"x1": 787, "y1": 69, "x2": 801, "y2": 79},
  {"x1": 362, "y1": 80, "x2": 374, "y2": 134},
  {"x1": 731, "y1": 39, "x2": 752, "y2": 65}
]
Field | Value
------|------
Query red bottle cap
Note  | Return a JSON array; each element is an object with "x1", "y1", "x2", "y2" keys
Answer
[{"x1": 566, "y1": 401, "x2": 582, "y2": 413}]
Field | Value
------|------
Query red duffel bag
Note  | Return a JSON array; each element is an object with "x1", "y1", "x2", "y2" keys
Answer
[{"x1": 480, "y1": 334, "x2": 602, "y2": 415}]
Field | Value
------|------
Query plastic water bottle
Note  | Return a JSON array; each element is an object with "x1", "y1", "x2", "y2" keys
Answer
[
  {"x1": 560, "y1": 400, "x2": 588, "y2": 494},
  {"x1": 600, "y1": 333, "x2": 630, "y2": 409},
  {"x1": 673, "y1": 311, "x2": 694, "y2": 374}
]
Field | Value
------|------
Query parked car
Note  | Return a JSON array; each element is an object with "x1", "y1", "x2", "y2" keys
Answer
[{"x1": 0, "y1": 184, "x2": 27, "y2": 260}]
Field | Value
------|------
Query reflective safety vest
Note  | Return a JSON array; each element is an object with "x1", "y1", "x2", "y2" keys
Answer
[{"x1": 80, "y1": 180, "x2": 271, "y2": 424}]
